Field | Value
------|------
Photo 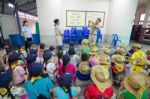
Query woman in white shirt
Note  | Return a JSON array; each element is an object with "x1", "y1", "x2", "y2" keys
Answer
[
  {"x1": 54, "y1": 19, "x2": 63, "y2": 47},
  {"x1": 22, "y1": 20, "x2": 32, "y2": 51}
]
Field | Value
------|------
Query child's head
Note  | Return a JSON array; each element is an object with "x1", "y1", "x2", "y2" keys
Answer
[
  {"x1": 146, "y1": 49, "x2": 150, "y2": 56},
  {"x1": 49, "y1": 46, "x2": 55, "y2": 51},
  {"x1": 59, "y1": 72, "x2": 72, "y2": 87},
  {"x1": 62, "y1": 54, "x2": 70, "y2": 67},
  {"x1": 27, "y1": 41, "x2": 33, "y2": 49},
  {"x1": 69, "y1": 42, "x2": 74, "y2": 47},
  {"x1": 26, "y1": 54, "x2": 37, "y2": 64},
  {"x1": 57, "y1": 45, "x2": 63, "y2": 51},
  {"x1": 82, "y1": 39, "x2": 89, "y2": 46},
  {"x1": 28, "y1": 62, "x2": 43, "y2": 77},
  {"x1": 57, "y1": 51, "x2": 63, "y2": 59},
  {"x1": 81, "y1": 53, "x2": 89, "y2": 61},
  {"x1": 8, "y1": 52, "x2": 20, "y2": 67},
  {"x1": 43, "y1": 52, "x2": 52, "y2": 62},
  {"x1": 68, "y1": 47, "x2": 75, "y2": 56},
  {"x1": 30, "y1": 49, "x2": 38, "y2": 55},
  {"x1": 40, "y1": 43, "x2": 45, "y2": 50},
  {"x1": 132, "y1": 43, "x2": 142, "y2": 52}
]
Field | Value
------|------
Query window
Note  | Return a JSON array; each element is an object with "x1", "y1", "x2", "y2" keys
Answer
[
  {"x1": 18, "y1": 11, "x2": 38, "y2": 21},
  {"x1": 139, "y1": 13, "x2": 146, "y2": 25}
]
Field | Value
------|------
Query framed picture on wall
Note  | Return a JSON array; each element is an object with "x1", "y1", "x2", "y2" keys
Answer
[
  {"x1": 66, "y1": 10, "x2": 86, "y2": 27},
  {"x1": 86, "y1": 11, "x2": 105, "y2": 28}
]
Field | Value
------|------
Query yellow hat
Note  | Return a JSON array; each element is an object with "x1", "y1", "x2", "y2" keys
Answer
[
  {"x1": 78, "y1": 62, "x2": 91, "y2": 74},
  {"x1": 124, "y1": 72, "x2": 150, "y2": 98},
  {"x1": 82, "y1": 39, "x2": 89, "y2": 45},
  {"x1": 91, "y1": 65, "x2": 112, "y2": 91},
  {"x1": 112, "y1": 54, "x2": 125, "y2": 66}
]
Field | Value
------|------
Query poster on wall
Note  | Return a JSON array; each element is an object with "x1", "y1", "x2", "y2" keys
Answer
[
  {"x1": 86, "y1": 11, "x2": 105, "y2": 28},
  {"x1": 66, "y1": 10, "x2": 86, "y2": 27}
]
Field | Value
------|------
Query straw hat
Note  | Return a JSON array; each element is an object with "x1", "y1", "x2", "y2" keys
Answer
[
  {"x1": 134, "y1": 58, "x2": 147, "y2": 66},
  {"x1": 102, "y1": 47, "x2": 111, "y2": 55},
  {"x1": 124, "y1": 72, "x2": 150, "y2": 97},
  {"x1": 91, "y1": 65, "x2": 112, "y2": 91},
  {"x1": 112, "y1": 54, "x2": 125, "y2": 66},
  {"x1": 118, "y1": 43, "x2": 126, "y2": 50},
  {"x1": 132, "y1": 44, "x2": 142, "y2": 49},
  {"x1": 99, "y1": 55, "x2": 109, "y2": 65},
  {"x1": 99, "y1": 55, "x2": 110, "y2": 69},
  {"x1": 90, "y1": 42, "x2": 96, "y2": 47},
  {"x1": 82, "y1": 39, "x2": 89, "y2": 45},
  {"x1": 117, "y1": 48, "x2": 126, "y2": 56},
  {"x1": 146, "y1": 49, "x2": 150, "y2": 56},
  {"x1": 103, "y1": 44, "x2": 111, "y2": 49},
  {"x1": 78, "y1": 62, "x2": 90, "y2": 74}
]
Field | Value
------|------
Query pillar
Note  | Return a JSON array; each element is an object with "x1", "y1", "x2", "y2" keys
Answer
[{"x1": 106, "y1": 0, "x2": 138, "y2": 45}]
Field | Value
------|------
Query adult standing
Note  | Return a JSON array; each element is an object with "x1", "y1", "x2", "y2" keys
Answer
[
  {"x1": 54, "y1": 19, "x2": 63, "y2": 47},
  {"x1": 88, "y1": 18, "x2": 101, "y2": 43},
  {"x1": 22, "y1": 20, "x2": 32, "y2": 51}
]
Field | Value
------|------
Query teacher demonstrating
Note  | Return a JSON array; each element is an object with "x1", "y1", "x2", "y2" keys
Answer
[
  {"x1": 54, "y1": 19, "x2": 63, "y2": 47},
  {"x1": 22, "y1": 20, "x2": 32, "y2": 51},
  {"x1": 88, "y1": 18, "x2": 101, "y2": 43}
]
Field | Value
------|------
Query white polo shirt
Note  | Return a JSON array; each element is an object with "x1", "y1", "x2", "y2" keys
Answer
[{"x1": 22, "y1": 26, "x2": 32, "y2": 38}]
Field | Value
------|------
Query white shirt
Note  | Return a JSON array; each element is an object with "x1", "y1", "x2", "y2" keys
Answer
[{"x1": 22, "y1": 26, "x2": 32, "y2": 38}]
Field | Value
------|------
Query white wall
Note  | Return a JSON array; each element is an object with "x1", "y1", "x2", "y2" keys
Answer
[
  {"x1": 0, "y1": 14, "x2": 19, "y2": 39},
  {"x1": 37, "y1": 0, "x2": 138, "y2": 45},
  {"x1": 106, "y1": 0, "x2": 138, "y2": 45},
  {"x1": 62, "y1": 0, "x2": 109, "y2": 35},
  {"x1": 36, "y1": 0, "x2": 62, "y2": 45},
  {"x1": 36, "y1": 0, "x2": 109, "y2": 45}
]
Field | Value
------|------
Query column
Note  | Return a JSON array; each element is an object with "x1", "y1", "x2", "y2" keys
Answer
[{"x1": 106, "y1": 0, "x2": 138, "y2": 45}]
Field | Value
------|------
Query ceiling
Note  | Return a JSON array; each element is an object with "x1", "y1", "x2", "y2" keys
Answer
[
  {"x1": 0, "y1": 0, "x2": 37, "y2": 16},
  {"x1": 138, "y1": 0, "x2": 150, "y2": 6}
]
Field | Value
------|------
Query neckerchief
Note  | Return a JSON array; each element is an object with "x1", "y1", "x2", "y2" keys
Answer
[{"x1": 31, "y1": 76, "x2": 41, "y2": 83}]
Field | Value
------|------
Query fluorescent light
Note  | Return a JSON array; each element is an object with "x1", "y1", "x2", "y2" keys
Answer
[{"x1": 8, "y1": 3, "x2": 14, "y2": 8}]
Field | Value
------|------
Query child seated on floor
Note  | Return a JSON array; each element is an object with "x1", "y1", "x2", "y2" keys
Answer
[
  {"x1": 118, "y1": 72, "x2": 150, "y2": 99},
  {"x1": 132, "y1": 57, "x2": 147, "y2": 73},
  {"x1": 76, "y1": 53, "x2": 91, "y2": 80},
  {"x1": 49, "y1": 45, "x2": 56, "y2": 56},
  {"x1": 111, "y1": 54, "x2": 126, "y2": 86},
  {"x1": 68, "y1": 47, "x2": 80, "y2": 67},
  {"x1": 130, "y1": 44, "x2": 147, "y2": 64},
  {"x1": 43, "y1": 51, "x2": 57, "y2": 82},
  {"x1": 54, "y1": 72, "x2": 80, "y2": 99},
  {"x1": 25, "y1": 62, "x2": 54, "y2": 99},
  {"x1": 57, "y1": 54, "x2": 76, "y2": 84},
  {"x1": 89, "y1": 42, "x2": 99, "y2": 66},
  {"x1": 18, "y1": 44, "x2": 27, "y2": 61},
  {"x1": 146, "y1": 49, "x2": 150, "y2": 75},
  {"x1": 80, "y1": 39, "x2": 91, "y2": 55},
  {"x1": 84, "y1": 66, "x2": 114, "y2": 99},
  {"x1": 8, "y1": 52, "x2": 26, "y2": 86},
  {"x1": 36, "y1": 43, "x2": 45, "y2": 64}
]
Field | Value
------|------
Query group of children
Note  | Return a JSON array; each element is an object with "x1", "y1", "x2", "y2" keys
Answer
[{"x1": 0, "y1": 39, "x2": 150, "y2": 99}]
